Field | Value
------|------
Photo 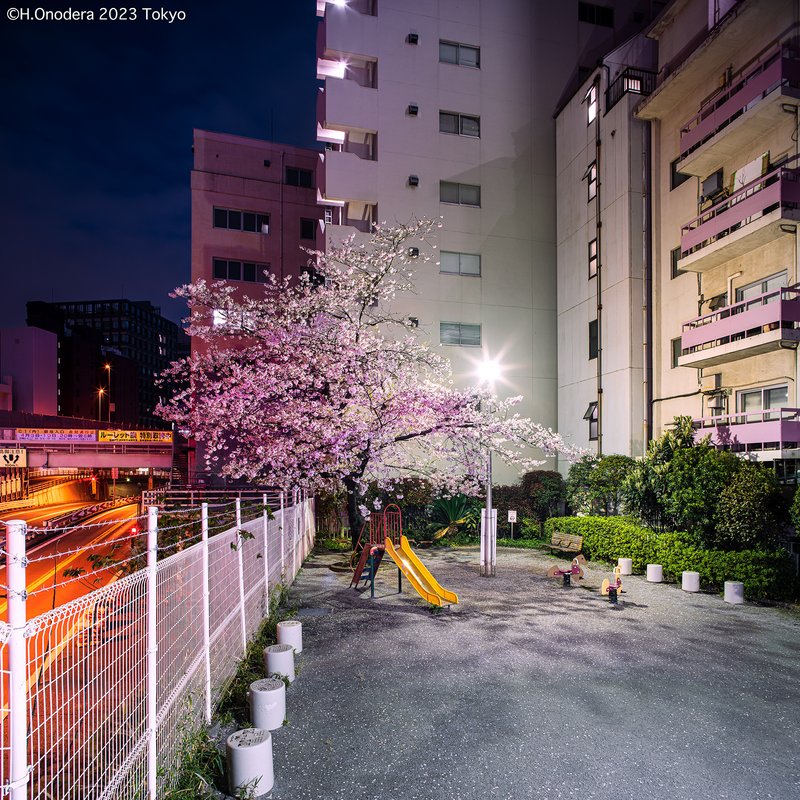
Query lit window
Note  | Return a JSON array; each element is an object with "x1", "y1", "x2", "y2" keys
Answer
[
  {"x1": 439, "y1": 111, "x2": 480, "y2": 137},
  {"x1": 588, "y1": 238, "x2": 598, "y2": 278},
  {"x1": 439, "y1": 40, "x2": 480, "y2": 68},
  {"x1": 440, "y1": 322, "x2": 481, "y2": 346},
  {"x1": 589, "y1": 319, "x2": 598, "y2": 360},
  {"x1": 440, "y1": 181, "x2": 481, "y2": 207},
  {"x1": 440, "y1": 251, "x2": 481, "y2": 276},
  {"x1": 586, "y1": 162, "x2": 597, "y2": 201},
  {"x1": 583, "y1": 402, "x2": 598, "y2": 440},
  {"x1": 585, "y1": 84, "x2": 598, "y2": 124}
]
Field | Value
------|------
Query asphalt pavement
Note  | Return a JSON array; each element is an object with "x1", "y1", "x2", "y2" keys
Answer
[{"x1": 260, "y1": 545, "x2": 800, "y2": 800}]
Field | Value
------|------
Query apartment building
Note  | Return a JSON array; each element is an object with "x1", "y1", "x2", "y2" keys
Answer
[
  {"x1": 556, "y1": 34, "x2": 657, "y2": 457},
  {"x1": 315, "y1": 0, "x2": 652, "y2": 479},
  {"x1": 637, "y1": 0, "x2": 800, "y2": 480}
]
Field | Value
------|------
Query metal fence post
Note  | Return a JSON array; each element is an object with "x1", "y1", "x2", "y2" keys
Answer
[
  {"x1": 279, "y1": 491, "x2": 285, "y2": 580},
  {"x1": 7, "y1": 519, "x2": 29, "y2": 800},
  {"x1": 292, "y1": 488, "x2": 298, "y2": 579},
  {"x1": 262, "y1": 495, "x2": 269, "y2": 614},
  {"x1": 235, "y1": 498, "x2": 246, "y2": 650},
  {"x1": 200, "y1": 503, "x2": 212, "y2": 725},
  {"x1": 146, "y1": 505, "x2": 159, "y2": 800}
]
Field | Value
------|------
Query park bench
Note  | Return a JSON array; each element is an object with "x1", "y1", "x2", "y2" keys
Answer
[{"x1": 548, "y1": 530, "x2": 584, "y2": 555}]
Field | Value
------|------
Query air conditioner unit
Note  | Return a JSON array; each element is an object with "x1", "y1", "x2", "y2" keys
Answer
[
  {"x1": 707, "y1": 394, "x2": 726, "y2": 411},
  {"x1": 407, "y1": 103, "x2": 419, "y2": 116},
  {"x1": 408, "y1": 246, "x2": 420, "y2": 257},
  {"x1": 407, "y1": 32, "x2": 419, "y2": 44},
  {"x1": 408, "y1": 175, "x2": 419, "y2": 187},
  {"x1": 701, "y1": 169, "x2": 724, "y2": 203},
  {"x1": 261, "y1": 223, "x2": 270, "y2": 234},
  {"x1": 700, "y1": 373, "x2": 721, "y2": 392}
]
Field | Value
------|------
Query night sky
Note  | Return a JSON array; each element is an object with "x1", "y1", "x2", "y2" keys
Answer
[{"x1": 1, "y1": 0, "x2": 319, "y2": 327}]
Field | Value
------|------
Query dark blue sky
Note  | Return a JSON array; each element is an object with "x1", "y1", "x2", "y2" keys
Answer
[{"x1": 1, "y1": 0, "x2": 319, "y2": 326}]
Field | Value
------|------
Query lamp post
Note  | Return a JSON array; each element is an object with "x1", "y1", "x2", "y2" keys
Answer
[
  {"x1": 97, "y1": 387, "x2": 105, "y2": 423},
  {"x1": 476, "y1": 358, "x2": 501, "y2": 577},
  {"x1": 104, "y1": 363, "x2": 112, "y2": 423}
]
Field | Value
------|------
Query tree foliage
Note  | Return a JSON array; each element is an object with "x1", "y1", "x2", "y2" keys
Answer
[
  {"x1": 521, "y1": 470, "x2": 566, "y2": 522},
  {"x1": 566, "y1": 454, "x2": 635, "y2": 515}
]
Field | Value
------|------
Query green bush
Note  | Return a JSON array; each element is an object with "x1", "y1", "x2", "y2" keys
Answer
[
  {"x1": 521, "y1": 470, "x2": 565, "y2": 522},
  {"x1": 544, "y1": 516, "x2": 795, "y2": 601},
  {"x1": 566, "y1": 454, "x2": 636, "y2": 515}
]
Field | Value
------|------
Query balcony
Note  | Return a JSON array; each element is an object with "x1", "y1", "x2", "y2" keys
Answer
[
  {"x1": 677, "y1": 47, "x2": 800, "y2": 177},
  {"x1": 317, "y1": 7, "x2": 378, "y2": 62},
  {"x1": 321, "y1": 149, "x2": 377, "y2": 204},
  {"x1": 605, "y1": 67, "x2": 657, "y2": 114},
  {"x1": 678, "y1": 157, "x2": 800, "y2": 272},
  {"x1": 317, "y1": 77, "x2": 378, "y2": 136},
  {"x1": 694, "y1": 408, "x2": 800, "y2": 458},
  {"x1": 679, "y1": 284, "x2": 800, "y2": 368}
]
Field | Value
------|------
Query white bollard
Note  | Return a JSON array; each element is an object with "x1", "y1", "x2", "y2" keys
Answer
[
  {"x1": 227, "y1": 728, "x2": 273, "y2": 797},
  {"x1": 264, "y1": 643, "x2": 295, "y2": 683},
  {"x1": 617, "y1": 558, "x2": 633, "y2": 576},
  {"x1": 681, "y1": 571, "x2": 700, "y2": 592},
  {"x1": 724, "y1": 581, "x2": 745, "y2": 604},
  {"x1": 277, "y1": 619, "x2": 303, "y2": 653},
  {"x1": 249, "y1": 678, "x2": 286, "y2": 731},
  {"x1": 646, "y1": 564, "x2": 663, "y2": 583}
]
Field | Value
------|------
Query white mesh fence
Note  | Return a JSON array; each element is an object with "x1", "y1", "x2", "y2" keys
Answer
[{"x1": 1, "y1": 494, "x2": 315, "y2": 800}]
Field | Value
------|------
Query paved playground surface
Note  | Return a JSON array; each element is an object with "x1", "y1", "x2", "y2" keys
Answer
[{"x1": 265, "y1": 545, "x2": 800, "y2": 800}]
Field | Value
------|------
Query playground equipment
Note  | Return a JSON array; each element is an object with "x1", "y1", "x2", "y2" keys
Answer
[
  {"x1": 546, "y1": 555, "x2": 587, "y2": 587},
  {"x1": 350, "y1": 505, "x2": 459, "y2": 606},
  {"x1": 601, "y1": 566, "x2": 624, "y2": 604}
]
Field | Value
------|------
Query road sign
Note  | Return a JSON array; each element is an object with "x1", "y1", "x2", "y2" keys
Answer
[
  {"x1": 0, "y1": 448, "x2": 27, "y2": 468},
  {"x1": 507, "y1": 510, "x2": 517, "y2": 523}
]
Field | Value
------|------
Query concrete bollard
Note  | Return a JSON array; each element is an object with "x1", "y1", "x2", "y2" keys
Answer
[
  {"x1": 264, "y1": 643, "x2": 295, "y2": 683},
  {"x1": 249, "y1": 678, "x2": 286, "y2": 731},
  {"x1": 646, "y1": 564, "x2": 663, "y2": 583},
  {"x1": 617, "y1": 558, "x2": 633, "y2": 576},
  {"x1": 681, "y1": 571, "x2": 700, "y2": 592},
  {"x1": 724, "y1": 581, "x2": 745, "y2": 604},
  {"x1": 277, "y1": 619, "x2": 303, "y2": 653},
  {"x1": 227, "y1": 728, "x2": 273, "y2": 796}
]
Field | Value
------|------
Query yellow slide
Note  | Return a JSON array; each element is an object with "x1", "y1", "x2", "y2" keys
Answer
[{"x1": 384, "y1": 535, "x2": 459, "y2": 607}]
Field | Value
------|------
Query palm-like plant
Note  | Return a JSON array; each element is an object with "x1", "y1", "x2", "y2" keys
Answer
[{"x1": 428, "y1": 495, "x2": 477, "y2": 540}]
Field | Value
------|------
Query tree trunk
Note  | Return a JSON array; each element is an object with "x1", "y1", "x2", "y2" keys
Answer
[{"x1": 344, "y1": 477, "x2": 362, "y2": 549}]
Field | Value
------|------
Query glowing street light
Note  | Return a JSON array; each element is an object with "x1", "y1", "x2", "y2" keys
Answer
[
  {"x1": 97, "y1": 387, "x2": 105, "y2": 423},
  {"x1": 104, "y1": 363, "x2": 112, "y2": 423}
]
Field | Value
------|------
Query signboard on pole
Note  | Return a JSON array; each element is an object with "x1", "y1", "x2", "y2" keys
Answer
[
  {"x1": 0, "y1": 449, "x2": 26, "y2": 468},
  {"x1": 507, "y1": 510, "x2": 517, "y2": 523}
]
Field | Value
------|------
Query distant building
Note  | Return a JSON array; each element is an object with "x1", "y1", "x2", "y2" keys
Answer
[
  {"x1": 0, "y1": 327, "x2": 58, "y2": 415},
  {"x1": 191, "y1": 129, "x2": 321, "y2": 301},
  {"x1": 26, "y1": 300, "x2": 186, "y2": 426}
]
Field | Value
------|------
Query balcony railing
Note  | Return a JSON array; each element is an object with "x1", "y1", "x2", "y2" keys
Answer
[
  {"x1": 694, "y1": 408, "x2": 800, "y2": 452},
  {"x1": 679, "y1": 46, "x2": 800, "y2": 159},
  {"x1": 605, "y1": 67, "x2": 657, "y2": 113},
  {"x1": 679, "y1": 155, "x2": 800, "y2": 264},
  {"x1": 679, "y1": 284, "x2": 800, "y2": 366}
]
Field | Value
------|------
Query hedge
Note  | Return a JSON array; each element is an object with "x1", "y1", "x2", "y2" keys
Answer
[{"x1": 544, "y1": 516, "x2": 796, "y2": 601}]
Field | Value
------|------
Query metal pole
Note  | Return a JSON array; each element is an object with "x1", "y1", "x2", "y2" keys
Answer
[
  {"x1": 280, "y1": 491, "x2": 285, "y2": 580},
  {"x1": 235, "y1": 498, "x2": 247, "y2": 650},
  {"x1": 146, "y1": 506, "x2": 159, "y2": 800},
  {"x1": 262, "y1": 493, "x2": 270, "y2": 609},
  {"x1": 7, "y1": 519, "x2": 29, "y2": 800},
  {"x1": 201, "y1": 503, "x2": 212, "y2": 725},
  {"x1": 486, "y1": 449, "x2": 495, "y2": 576}
]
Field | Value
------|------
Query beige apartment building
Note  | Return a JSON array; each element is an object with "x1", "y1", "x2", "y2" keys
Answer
[{"x1": 638, "y1": 0, "x2": 800, "y2": 480}]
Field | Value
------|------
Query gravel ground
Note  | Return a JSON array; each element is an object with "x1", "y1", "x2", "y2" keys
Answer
[{"x1": 248, "y1": 545, "x2": 800, "y2": 800}]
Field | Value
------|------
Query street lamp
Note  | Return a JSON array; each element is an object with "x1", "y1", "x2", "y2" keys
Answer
[
  {"x1": 476, "y1": 358, "x2": 502, "y2": 577},
  {"x1": 104, "y1": 363, "x2": 112, "y2": 423},
  {"x1": 97, "y1": 388, "x2": 105, "y2": 423}
]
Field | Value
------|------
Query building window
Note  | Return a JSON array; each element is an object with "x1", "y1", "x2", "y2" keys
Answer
[
  {"x1": 212, "y1": 258, "x2": 269, "y2": 283},
  {"x1": 585, "y1": 161, "x2": 597, "y2": 200},
  {"x1": 440, "y1": 322, "x2": 481, "y2": 346},
  {"x1": 285, "y1": 166, "x2": 314, "y2": 188},
  {"x1": 214, "y1": 207, "x2": 270, "y2": 234},
  {"x1": 588, "y1": 238, "x2": 598, "y2": 278},
  {"x1": 440, "y1": 181, "x2": 481, "y2": 207},
  {"x1": 738, "y1": 384, "x2": 789, "y2": 417},
  {"x1": 440, "y1": 251, "x2": 481, "y2": 276},
  {"x1": 439, "y1": 111, "x2": 481, "y2": 137},
  {"x1": 585, "y1": 84, "x2": 598, "y2": 124},
  {"x1": 439, "y1": 40, "x2": 480, "y2": 68},
  {"x1": 589, "y1": 319, "x2": 598, "y2": 360},
  {"x1": 670, "y1": 158, "x2": 691, "y2": 190},
  {"x1": 670, "y1": 246, "x2": 686, "y2": 279},
  {"x1": 735, "y1": 271, "x2": 788, "y2": 302},
  {"x1": 583, "y1": 402, "x2": 598, "y2": 440},
  {"x1": 671, "y1": 337, "x2": 682, "y2": 368},
  {"x1": 578, "y1": 2, "x2": 614, "y2": 27},
  {"x1": 300, "y1": 218, "x2": 317, "y2": 241}
]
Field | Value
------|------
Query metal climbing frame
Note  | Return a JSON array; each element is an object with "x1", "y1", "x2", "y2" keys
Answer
[{"x1": 368, "y1": 503, "x2": 402, "y2": 546}]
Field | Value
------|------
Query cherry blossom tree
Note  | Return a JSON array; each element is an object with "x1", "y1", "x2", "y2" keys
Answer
[{"x1": 158, "y1": 218, "x2": 583, "y2": 542}]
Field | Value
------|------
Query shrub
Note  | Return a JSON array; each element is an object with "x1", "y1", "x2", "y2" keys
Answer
[
  {"x1": 544, "y1": 516, "x2": 795, "y2": 601},
  {"x1": 566, "y1": 454, "x2": 636, "y2": 515},
  {"x1": 521, "y1": 470, "x2": 566, "y2": 522},
  {"x1": 491, "y1": 484, "x2": 531, "y2": 537}
]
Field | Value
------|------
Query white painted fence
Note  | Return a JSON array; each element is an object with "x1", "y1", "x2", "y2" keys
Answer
[{"x1": 0, "y1": 493, "x2": 315, "y2": 799}]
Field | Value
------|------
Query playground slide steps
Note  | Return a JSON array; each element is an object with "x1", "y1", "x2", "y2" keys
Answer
[
  {"x1": 384, "y1": 535, "x2": 459, "y2": 607},
  {"x1": 350, "y1": 543, "x2": 384, "y2": 588}
]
